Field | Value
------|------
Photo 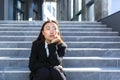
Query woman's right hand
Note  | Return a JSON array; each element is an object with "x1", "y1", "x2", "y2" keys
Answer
[{"x1": 51, "y1": 34, "x2": 63, "y2": 44}]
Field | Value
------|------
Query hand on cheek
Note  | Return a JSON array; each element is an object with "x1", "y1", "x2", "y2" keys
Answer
[
  {"x1": 51, "y1": 34, "x2": 63, "y2": 44},
  {"x1": 51, "y1": 34, "x2": 59, "y2": 43}
]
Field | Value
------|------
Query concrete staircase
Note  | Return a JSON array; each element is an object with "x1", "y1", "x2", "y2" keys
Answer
[{"x1": 0, "y1": 21, "x2": 120, "y2": 80}]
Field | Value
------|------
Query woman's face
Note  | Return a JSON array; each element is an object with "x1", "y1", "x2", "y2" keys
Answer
[{"x1": 42, "y1": 22, "x2": 59, "y2": 43}]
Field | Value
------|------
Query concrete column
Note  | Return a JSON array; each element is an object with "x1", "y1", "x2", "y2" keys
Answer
[
  {"x1": 57, "y1": 0, "x2": 65, "y2": 20},
  {"x1": 56, "y1": 0, "x2": 60, "y2": 20},
  {"x1": 4, "y1": 0, "x2": 9, "y2": 20},
  {"x1": 0, "y1": 0, "x2": 4, "y2": 20},
  {"x1": 56, "y1": 0, "x2": 62, "y2": 20},
  {"x1": 57, "y1": 0, "x2": 69, "y2": 20},
  {"x1": 67, "y1": 0, "x2": 71, "y2": 20},
  {"x1": 64, "y1": 0, "x2": 68, "y2": 20},
  {"x1": 0, "y1": 0, "x2": 14, "y2": 20},
  {"x1": 28, "y1": 0, "x2": 33, "y2": 20},
  {"x1": 94, "y1": 0, "x2": 108, "y2": 20},
  {"x1": 24, "y1": 0, "x2": 29, "y2": 20},
  {"x1": 81, "y1": 0, "x2": 88, "y2": 21},
  {"x1": 38, "y1": 0, "x2": 43, "y2": 20},
  {"x1": 73, "y1": 0, "x2": 79, "y2": 20}
]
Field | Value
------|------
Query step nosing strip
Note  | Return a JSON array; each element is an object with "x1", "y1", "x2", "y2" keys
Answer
[
  {"x1": 0, "y1": 71, "x2": 30, "y2": 73},
  {"x1": 1, "y1": 41, "x2": 120, "y2": 43},
  {"x1": 0, "y1": 36, "x2": 120, "y2": 38},
  {"x1": 0, "y1": 27, "x2": 111, "y2": 29},
  {"x1": 0, "y1": 57, "x2": 120, "y2": 60},
  {"x1": 0, "y1": 68, "x2": 120, "y2": 73},
  {"x1": 0, "y1": 48, "x2": 120, "y2": 50},
  {"x1": 63, "y1": 57, "x2": 120, "y2": 60},
  {"x1": 64, "y1": 68, "x2": 120, "y2": 72},
  {"x1": 68, "y1": 48, "x2": 120, "y2": 50},
  {"x1": 0, "y1": 24, "x2": 106, "y2": 26},
  {"x1": 0, "y1": 31, "x2": 118, "y2": 34},
  {"x1": 0, "y1": 48, "x2": 30, "y2": 50}
]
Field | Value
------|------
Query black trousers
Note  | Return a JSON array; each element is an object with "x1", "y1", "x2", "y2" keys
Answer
[{"x1": 33, "y1": 67, "x2": 66, "y2": 80}]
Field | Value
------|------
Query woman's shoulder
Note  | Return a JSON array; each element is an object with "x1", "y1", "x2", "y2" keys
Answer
[{"x1": 32, "y1": 40, "x2": 44, "y2": 47}]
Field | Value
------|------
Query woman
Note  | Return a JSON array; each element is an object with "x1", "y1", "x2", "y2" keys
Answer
[{"x1": 29, "y1": 20, "x2": 67, "y2": 80}]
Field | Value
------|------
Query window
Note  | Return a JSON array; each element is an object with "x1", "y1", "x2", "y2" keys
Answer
[
  {"x1": 33, "y1": 10, "x2": 38, "y2": 20},
  {"x1": 33, "y1": 1, "x2": 38, "y2": 20},
  {"x1": 14, "y1": 0, "x2": 24, "y2": 20}
]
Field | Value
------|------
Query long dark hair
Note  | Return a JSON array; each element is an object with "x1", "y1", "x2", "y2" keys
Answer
[{"x1": 34, "y1": 20, "x2": 63, "y2": 43}]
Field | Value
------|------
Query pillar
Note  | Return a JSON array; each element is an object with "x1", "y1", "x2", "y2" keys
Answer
[
  {"x1": 28, "y1": 0, "x2": 33, "y2": 20},
  {"x1": 81, "y1": 0, "x2": 88, "y2": 21},
  {"x1": 57, "y1": 0, "x2": 71, "y2": 20},
  {"x1": 73, "y1": 0, "x2": 79, "y2": 20},
  {"x1": 0, "y1": 0, "x2": 14, "y2": 20},
  {"x1": 57, "y1": 0, "x2": 65, "y2": 20},
  {"x1": 0, "y1": 0, "x2": 4, "y2": 20},
  {"x1": 37, "y1": 0, "x2": 43, "y2": 20},
  {"x1": 94, "y1": 0, "x2": 108, "y2": 20},
  {"x1": 67, "y1": 0, "x2": 71, "y2": 20}
]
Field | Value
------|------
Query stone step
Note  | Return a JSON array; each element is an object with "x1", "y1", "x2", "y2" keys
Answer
[
  {"x1": 0, "y1": 67, "x2": 120, "y2": 80},
  {"x1": 66, "y1": 48, "x2": 120, "y2": 57},
  {"x1": 0, "y1": 42, "x2": 120, "y2": 48},
  {"x1": 63, "y1": 36, "x2": 120, "y2": 42},
  {"x1": 65, "y1": 68, "x2": 120, "y2": 80},
  {"x1": 0, "y1": 27, "x2": 112, "y2": 31},
  {"x1": 0, "y1": 57, "x2": 120, "y2": 68},
  {"x1": 0, "y1": 21, "x2": 119, "y2": 80},
  {"x1": 0, "y1": 21, "x2": 102, "y2": 26},
  {"x1": 0, "y1": 36, "x2": 120, "y2": 41},
  {"x1": 67, "y1": 42, "x2": 120, "y2": 48},
  {"x1": 0, "y1": 24, "x2": 106, "y2": 28},
  {"x1": 0, "y1": 31, "x2": 118, "y2": 36},
  {"x1": 0, "y1": 27, "x2": 112, "y2": 32},
  {"x1": 0, "y1": 21, "x2": 101, "y2": 24},
  {"x1": 63, "y1": 57, "x2": 120, "y2": 67},
  {"x1": 1, "y1": 48, "x2": 120, "y2": 57},
  {"x1": 0, "y1": 48, "x2": 30, "y2": 57}
]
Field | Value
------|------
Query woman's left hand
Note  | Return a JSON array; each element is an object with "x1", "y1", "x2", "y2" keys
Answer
[{"x1": 58, "y1": 65, "x2": 64, "y2": 72}]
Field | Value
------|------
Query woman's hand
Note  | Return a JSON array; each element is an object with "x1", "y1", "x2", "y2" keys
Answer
[
  {"x1": 54, "y1": 65, "x2": 63, "y2": 72},
  {"x1": 58, "y1": 65, "x2": 64, "y2": 72},
  {"x1": 51, "y1": 34, "x2": 63, "y2": 44}
]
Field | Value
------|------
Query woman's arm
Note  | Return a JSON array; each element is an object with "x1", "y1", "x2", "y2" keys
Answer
[
  {"x1": 47, "y1": 42, "x2": 67, "y2": 66},
  {"x1": 28, "y1": 42, "x2": 44, "y2": 73},
  {"x1": 57, "y1": 42, "x2": 67, "y2": 57}
]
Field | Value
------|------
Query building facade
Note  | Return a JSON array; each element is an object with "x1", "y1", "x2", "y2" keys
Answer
[
  {"x1": 0, "y1": 0, "x2": 120, "y2": 21},
  {"x1": 0, "y1": 0, "x2": 43, "y2": 20}
]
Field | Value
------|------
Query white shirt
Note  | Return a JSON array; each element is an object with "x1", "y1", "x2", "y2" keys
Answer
[{"x1": 45, "y1": 42, "x2": 49, "y2": 57}]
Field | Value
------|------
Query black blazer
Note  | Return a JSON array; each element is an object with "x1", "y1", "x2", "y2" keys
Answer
[{"x1": 28, "y1": 40, "x2": 67, "y2": 73}]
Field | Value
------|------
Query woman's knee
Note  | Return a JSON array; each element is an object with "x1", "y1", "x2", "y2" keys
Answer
[
  {"x1": 52, "y1": 67, "x2": 66, "y2": 80},
  {"x1": 33, "y1": 67, "x2": 50, "y2": 80}
]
